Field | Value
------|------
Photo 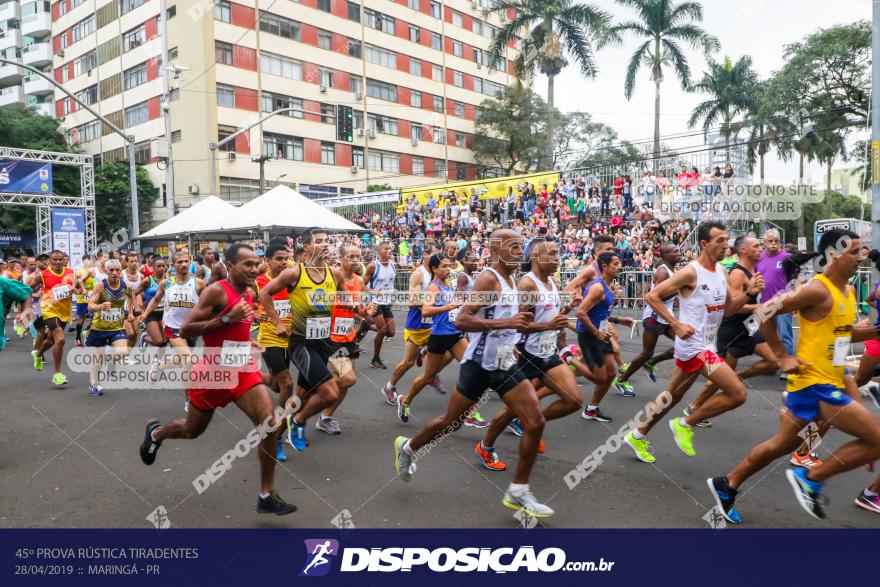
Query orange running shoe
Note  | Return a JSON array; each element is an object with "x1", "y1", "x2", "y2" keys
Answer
[
  {"x1": 538, "y1": 439, "x2": 545, "y2": 454},
  {"x1": 474, "y1": 441, "x2": 506, "y2": 471},
  {"x1": 790, "y1": 451, "x2": 823, "y2": 469}
]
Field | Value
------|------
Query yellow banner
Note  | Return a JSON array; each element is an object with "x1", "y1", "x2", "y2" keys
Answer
[
  {"x1": 400, "y1": 171, "x2": 562, "y2": 207},
  {"x1": 872, "y1": 141, "x2": 880, "y2": 185}
]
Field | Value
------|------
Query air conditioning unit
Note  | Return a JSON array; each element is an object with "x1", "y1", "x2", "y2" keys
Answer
[
  {"x1": 227, "y1": 151, "x2": 236, "y2": 160},
  {"x1": 56, "y1": 50, "x2": 64, "y2": 57},
  {"x1": 368, "y1": 129, "x2": 377, "y2": 139},
  {"x1": 411, "y1": 138, "x2": 419, "y2": 146},
  {"x1": 319, "y1": 85, "x2": 327, "y2": 93},
  {"x1": 356, "y1": 91, "x2": 364, "y2": 100},
  {"x1": 187, "y1": 184, "x2": 199, "y2": 195},
  {"x1": 350, "y1": 165, "x2": 359, "y2": 174},
  {"x1": 357, "y1": 128, "x2": 365, "y2": 136}
]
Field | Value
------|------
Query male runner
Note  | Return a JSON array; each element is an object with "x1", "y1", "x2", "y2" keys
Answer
[
  {"x1": 707, "y1": 229, "x2": 880, "y2": 521},
  {"x1": 0, "y1": 275, "x2": 33, "y2": 351},
  {"x1": 393, "y1": 229, "x2": 554, "y2": 517},
  {"x1": 475, "y1": 238, "x2": 578, "y2": 470},
  {"x1": 259, "y1": 228, "x2": 345, "y2": 452},
  {"x1": 623, "y1": 221, "x2": 762, "y2": 463},
  {"x1": 121, "y1": 252, "x2": 144, "y2": 350},
  {"x1": 27, "y1": 250, "x2": 77, "y2": 385},
  {"x1": 613, "y1": 244, "x2": 679, "y2": 392},
  {"x1": 73, "y1": 256, "x2": 96, "y2": 347},
  {"x1": 133, "y1": 257, "x2": 168, "y2": 349},
  {"x1": 139, "y1": 244, "x2": 297, "y2": 515},
  {"x1": 86, "y1": 259, "x2": 134, "y2": 396},
  {"x1": 363, "y1": 242, "x2": 396, "y2": 369}
]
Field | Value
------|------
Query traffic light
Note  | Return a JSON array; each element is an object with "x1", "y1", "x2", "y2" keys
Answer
[{"x1": 336, "y1": 105, "x2": 353, "y2": 142}]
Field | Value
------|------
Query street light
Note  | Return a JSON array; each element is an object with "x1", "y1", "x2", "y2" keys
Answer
[
  {"x1": 273, "y1": 173, "x2": 288, "y2": 187},
  {"x1": 0, "y1": 58, "x2": 141, "y2": 250}
]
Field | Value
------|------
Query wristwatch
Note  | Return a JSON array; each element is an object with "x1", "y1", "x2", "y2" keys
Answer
[{"x1": 220, "y1": 315, "x2": 231, "y2": 325}]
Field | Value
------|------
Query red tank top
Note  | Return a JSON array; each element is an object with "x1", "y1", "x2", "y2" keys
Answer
[{"x1": 202, "y1": 279, "x2": 254, "y2": 348}]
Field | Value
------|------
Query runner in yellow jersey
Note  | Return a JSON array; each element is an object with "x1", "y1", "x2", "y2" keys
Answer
[
  {"x1": 707, "y1": 228, "x2": 880, "y2": 523},
  {"x1": 259, "y1": 228, "x2": 345, "y2": 453},
  {"x1": 26, "y1": 250, "x2": 78, "y2": 385},
  {"x1": 74, "y1": 256, "x2": 96, "y2": 347},
  {"x1": 85, "y1": 259, "x2": 134, "y2": 397}
]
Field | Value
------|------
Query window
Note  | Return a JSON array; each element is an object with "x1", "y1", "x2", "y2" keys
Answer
[
  {"x1": 320, "y1": 68, "x2": 333, "y2": 87},
  {"x1": 169, "y1": 46, "x2": 178, "y2": 59},
  {"x1": 473, "y1": 48, "x2": 483, "y2": 65},
  {"x1": 347, "y1": 38, "x2": 362, "y2": 59},
  {"x1": 430, "y1": 32, "x2": 442, "y2": 51},
  {"x1": 320, "y1": 102, "x2": 334, "y2": 123},
  {"x1": 366, "y1": 45, "x2": 396, "y2": 69},
  {"x1": 317, "y1": 0, "x2": 331, "y2": 13},
  {"x1": 411, "y1": 125, "x2": 422, "y2": 141},
  {"x1": 456, "y1": 164, "x2": 466, "y2": 181},
  {"x1": 262, "y1": 92, "x2": 304, "y2": 117},
  {"x1": 122, "y1": 24, "x2": 145, "y2": 52},
  {"x1": 368, "y1": 113, "x2": 398, "y2": 136},
  {"x1": 410, "y1": 90, "x2": 421, "y2": 107},
  {"x1": 473, "y1": 77, "x2": 482, "y2": 94},
  {"x1": 408, "y1": 25, "x2": 420, "y2": 43},
  {"x1": 432, "y1": 95, "x2": 443, "y2": 113},
  {"x1": 409, "y1": 58, "x2": 421, "y2": 76},
  {"x1": 412, "y1": 156, "x2": 424, "y2": 176},
  {"x1": 73, "y1": 15, "x2": 96, "y2": 42},
  {"x1": 216, "y1": 84, "x2": 235, "y2": 107},
  {"x1": 352, "y1": 147, "x2": 364, "y2": 169},
  {"x1": 453, "y1": 71, "x2": 463, "y2": 87},
  {"x1": 261, "y1": 51, "x2": 302, "y2": 79},
  {"x1": 123, "y1": 63, "x2": 147, "y2": 90},
  {"x1": 75, "y1": 84, "x2": 98, "y2": 106},
  {"x1": 483, "y1": 79, "x2": 503, "y2": 97},
  {"x1": 167, "y1": 5, "x2": 176, "y2": 19},
  {"x1": 120, "y1": 0, "x2": 145, "y2": 15},
  {"x1": 352, "y1": 109, "x2": 363, "y2": 129},
  {"x1": 172, "y1": 130, "x2": 182, "y2": 143},
  {"x1": 454, "y1": 101, "x2": 465, "y2": 117},
  {"x1": 364, "y1": 9, "x2": 394, "y2": 34},
  {"x1": 321, "y1": 142, "x2": 335, "y2": 165},
  {"x1": 452, "y1": 11, "x2": 462, "y2": 27},
  {"x1": 366, "y1": 79, "x2": 397, "y2": 102},
  {"x1": 454, "y1": 132, "x2": 465, "y2": 147},
  {"x1": 215, "y1": 41, "x2": 233, "y2": 65},
  {"x1": 259, "y1": 11, "x2": 300, "y2": 40},
  {"x1": 214, "y1": 0, "x2": 231, "y2": 22},
  {"x1": 431, "y1": 64, "x2": 442, "y2": 81},
  {"x1": 368, "y1": 150, "x2": 399, "y2": 173},
  {"x1": 452, "y1": 40, "x2": 463, "y2": 58},
  {"x1": 430, "y1": 1, "x2": 440, "y2": 18},
  {"x1": 434, "y1": 160, "x2": 446, "y2": 179},
  {"x1": 170, "y1": 88, "x2": 180, "y2": 101},
  {"x1": 264, "y1": 133, "x2": 303, "y2": 161},
  {"x1": 124, "y1": 102, "x2": 149, "y2": 127},
  {"x1": 80, "y1": 120, "x2": 100, "y2": 143},
  {"x1": 74, "y1": 51, "x2": 97, "y2": 76},
  {"x1": 433, "y1": 127, "x2": 445, "y2": 143},
  {"x1": 407, "y1": 0, "x2": 418, "y2": 9},
  {"x1": 134, "y1": 141, "x2": 151, "y2": 164},
  {"x1": 349, "y1": 74, "x2": 363, "y2": 94},
  {"x1": 347, "y1": 1, "x2": 360, "y2": 22},
  {"x1": 317, "y1": 30, "x2": 331, "y2": 50}
]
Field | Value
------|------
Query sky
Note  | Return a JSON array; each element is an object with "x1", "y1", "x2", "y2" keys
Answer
[{"x1": 531, "y1": 0, "x2": 871, "y2": 186}]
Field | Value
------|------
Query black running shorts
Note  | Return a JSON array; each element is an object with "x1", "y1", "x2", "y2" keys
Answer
[
  {"x1": 262, "y1": 346, "x2": 291, "y2": 375},
  {"x1": 517, "y1": 346, "x2": 564, "y2": 380},
  {"x1": 426, "y1": 333, "x2": 463, "y2": 355},
  {"x1": 289, "y1": 340, "x2": 334, "y2": 393},
  {"x1": 456, "y1": 360, "x2": 526, "y2": 401},
  {"x1": 577, "y1": 329, "x2": 614, "y2": 368}
]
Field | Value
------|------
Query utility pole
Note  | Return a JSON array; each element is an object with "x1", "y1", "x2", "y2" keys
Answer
[
  {"x1": 252, "y1": 154, "x2": 272, "y2": 192},
  {"x1": 158, "y1": 0, "x2": 175, "y2": 253},
  {"x1": 872, "y1": 0, "x2": 880, "y2": 280}
]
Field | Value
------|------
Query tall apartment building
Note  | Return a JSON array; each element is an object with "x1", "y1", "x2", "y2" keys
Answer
[
  {"x1": 0, "y1": 0, "x2": 54, "y2": 115},
  {"x1": 51, "y1": 0, "x2": 518, "y2": 226}
]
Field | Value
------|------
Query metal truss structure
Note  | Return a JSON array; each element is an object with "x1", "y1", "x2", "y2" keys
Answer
[{"x1": 0, "y1": 147, "x2": 96, "y2": 254}]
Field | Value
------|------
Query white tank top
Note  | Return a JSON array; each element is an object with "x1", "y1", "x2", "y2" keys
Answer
[
  {"x1": 371, "y1": 259, "x2": 396, "y2": 305},
  {"x1": 162, "y1": 276, "x2": 199, "y2": 329},
  {"x1": 674, "y1": 261, "x2": 727, "y2": 360},
  {"x1": 122, "y1": 270, "x2": 142, "y2": 291},
  {"x1": 641, "y1": 263, "x2": 676, "y2": 323},
  {"x1": 462, "y1": 268, "x2": 520, "y2": 371},
  {"x1": 522, "y1": 272, "x2": 560, "y2": 358}
]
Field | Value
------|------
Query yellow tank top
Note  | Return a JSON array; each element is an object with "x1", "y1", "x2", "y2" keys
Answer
[
  {"x1": 90, "y1": 279, "x2": 129, "y2": 331},
  {"x1": 288, "y1": 264, "x2": 336, "y2": 340},
  {"x1": 787, "y1": 274, "x2": 856, "y2": 392},
  {"x1": 76, "y1": 269, "x2": 95, "y2": 304},
  {"x1": 256, "y1": 271, "x2": 291, "y2": 348}
]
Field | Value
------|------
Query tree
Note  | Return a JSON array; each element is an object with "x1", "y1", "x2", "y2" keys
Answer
[
  {"x1": 558, "y1": 113, "x2": 640, "y2": 170},
  {"x1": 367, "y1": 183, "x2": 393, "y2": 192},
  {"x1": 485, "y1": 0, "x2": 616, "y2": 157},
  {"x1": 687, "y1": 55, "x2": 760, "y2": 163},
  {"x1": 94, "y1": 163, "x2": 158, "y2": 241},
  {"x1": 613, "y1": 0, "x2": 719, "y2": 163},
  {"x1": 775, "y1": 191, "x2": 870, "y2": 250}
]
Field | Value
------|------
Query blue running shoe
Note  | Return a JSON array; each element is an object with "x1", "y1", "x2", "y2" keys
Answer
[
  {"x1": 276, "y1": 438, "x2": 287, "y2": 462},
  {"x1": 785, "y1": 467, "x2": 826, "y2": 519},
  {"x1": 507, "y1": 418, "x2": 523, "y2": 437},
  {"x1": 89, "y1": 384, "x2": 104, "y2": 397},
  {"x1": 287, "y1": 416, "x2": 307, "y2": 452},
  {"x1": 706, "y1": 477, "x2": 741, "y2": 524}
]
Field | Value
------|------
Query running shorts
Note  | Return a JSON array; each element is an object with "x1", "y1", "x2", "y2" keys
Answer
[
  {"x1": 163, "y1": 326, "x2": 196, "y2": 348},
  {"x1": 716, "y1": 327, "x2": 765, "y2": 359},
  {"x1": 376, "y1": 304, "x2": 394, "y2": 319},
  {"x1": 675, "y1": 349, "x2": 724, "y2": 373},
  {"x1": 456, "y1": 360, "x2": 525, "y2": 401},
  {"x1": 404, "y1": 327, "x2": 431, "y2": 347},
  {"x1": 44, "y1": 317, "x2": 67, "y2": 332},
  {"x1": 33, "y1": 316, "x2": 46, "y2": 331},
  {"x1": 290, "y1": 341, "x2": 334, "y2": 393},
  {"x1": 783, "y1": 383, "x2": 852, "y2": 422},
  {"x1": 577, "y1": 329, "x2": 614, "y2": 368},
  {"x1": 331, "y1": 341, "x2": 361, "y2": 360},
  {"x1": 642, "y1": 315, "x2": 670, "y2": 336},
  {"x1": 864, "y1": 338, "x2": 880, "y2": 359},
  {"x1": 85, "y1": 329, "x2": 127, "y2": 347},
  {"x1": 517, "y1": 346, "x2": 564, "y2": 380},
  {"x1": 188, "y1": 370, "x2": 264, "y2": 412},
  {"x1": 426, "y1": 333, "x2": 463, "y2": 355},
  {"x1": 145, "y1": 310, "x2": 164, "y2": 324},
  {"x1": 75, "y1": 302, "x2": 92, "y2": 318},
  {"x1": 262, "y1": 346, "x2": 291, "y2": 375}
]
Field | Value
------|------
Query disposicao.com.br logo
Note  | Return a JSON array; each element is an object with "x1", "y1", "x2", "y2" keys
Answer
[{"x1": 300, "y1": 541, "x2": 614, "y2": 575}]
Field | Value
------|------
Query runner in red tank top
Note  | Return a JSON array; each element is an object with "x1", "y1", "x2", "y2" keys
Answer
[{"x1": 138, "y1": 243, "x2": 298, "y2": 515}]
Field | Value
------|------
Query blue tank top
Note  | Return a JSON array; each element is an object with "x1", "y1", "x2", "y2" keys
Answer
[
  {"x1": 405, "y1": 266, "x2": 434, "y2": 330},
  {"x1": 429, "y1": 281, "x2": 459, "y2": 335},
  {"x1": 144, "y1": 275, "x2": 162, "y2": 310},
  {"x1": 873, "y1": 282, "x2": 880, "y2": 327},
  {"x1": 577, "y1": 277, "x2": 614, "y2": 332}
]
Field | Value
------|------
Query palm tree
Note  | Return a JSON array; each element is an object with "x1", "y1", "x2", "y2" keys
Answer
[
  {"x1": 614, "y1": 0, "x2": 719, "y2": 163},
  {"x1": 687, "y1": 56, "x2": 759, "y2": 164},
  {"x1": 485, "y1": 0, "x2": 616, "y2": 160}
]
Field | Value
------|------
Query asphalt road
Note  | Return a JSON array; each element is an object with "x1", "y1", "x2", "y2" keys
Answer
[{"x1": 0, "y1": 324, "x2": 877, "y2": 529}]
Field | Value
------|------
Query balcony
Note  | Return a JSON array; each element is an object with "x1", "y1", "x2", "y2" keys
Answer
[
  {"x1": 20, "y1": 12, "x2": 51, "y2": 38},
  {"x1": 23, "y1": 73, "x2": 52, "y2": 95},
  {"x1": 0, "y1": 59, "x2": 22, "y2": 84},
  {"x1": 0, "y1": 1, "x2": 20, "y2": 22},
  {"x1": 21, "y1": 41, "x2": 50, "y2": 66},
  {"x1": 0, "y1": 84, "x2": 24, "y2": 107},
  {"x1": 0, "y1": 27, "x2": 21, "y2": 51},
  {"x1": 28, "y1": 100, "x2": 52, "y2": 116}
]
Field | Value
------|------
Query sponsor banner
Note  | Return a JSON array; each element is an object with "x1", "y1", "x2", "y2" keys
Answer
[
  {"x1": 814, "y1": 218, "x2": 871, "y2": 252},
  {"x1": 51, "y1": 208, "x2": 86, "y2": 261},
  {"x1": 401, "y1": 171, "x2": 561, "y2": 207},
  {"x1": 0, "y1": 160, "x2": 52, "y2": 194},
  {"x1": 0, "y1": 529, "x2": 867, "y2": 585}
]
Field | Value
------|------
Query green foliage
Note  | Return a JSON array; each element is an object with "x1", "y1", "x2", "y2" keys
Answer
[
  {"x1": 775, "y1": 191, "x2": 870, "y2": 249},
  {"x1": 367, "y1": 184, "x2": 393, "y2": 192},
  {"x1": 687, "y1": 55, "x2": 759, "y2": 144},
  {"x1": 94, "y1": 163, "x2": 158, "y2": 241}
]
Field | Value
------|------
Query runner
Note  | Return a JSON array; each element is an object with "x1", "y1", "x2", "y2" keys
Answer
[
  {"x1": 363, "y1": 242, "x2": 396, "y2": 369},
  {"x1": 73, "y1": 256, "x2": 96, "y2": 347},
  {"x1": 85, "y1": 259, "x2": 134, "y2": 397},
  {"x1": 26, "y1": 250, "x2": 77, "y2": 385},
  {"x1": 613, "y1": 244, "x2": 679, "y2": 392},
  {"x1": 393, "y1": 229, "x2": 554, "y2": 517},
  {"x1": 259, "y1": 228, "x2": 345, "y2": 452},
  {"x1": 27, "y1": 255, "x2": 49, "y2": 353},
  {"x1": 855, "y1": 249, "x2": 880, "y2": 390},
  {"x1": 576, "y1": 251, "x2": 635, "y2": 422},
  {"x1": 475, "y1": 237, "x2": 578, "y2": 470},
  {"x1": 139, "y1": 243, "x2": 298, "y2": 515},
  {"x1": 132, "y1": 257, "x2": 168, "y2": 349},
  {"x1": 254, "y1": 242, "x2": 294, "y2": 461},
  {"x1": 707, "y1": 228, "x2": 880, "y2": 522},
  {"x1": 121, "y1": 252, "x2": 144, "y2": 350},
  {"x1": 623, "y1": 221, "x2": 761, "y2": 463},
  {"x1": 0, "y1": 275, "x2": 33, "y2": 351},
  {"x1": 855, "y1": 473, "x2": 880, "y2": 514}
]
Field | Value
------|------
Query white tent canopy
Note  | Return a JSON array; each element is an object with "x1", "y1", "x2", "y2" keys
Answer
[
  {"x1": 140, "y1": 195, "x2": 239, "y2": 239},
  {"x1": 222, "y1": 185, "x2": 363, "y2": 232}
]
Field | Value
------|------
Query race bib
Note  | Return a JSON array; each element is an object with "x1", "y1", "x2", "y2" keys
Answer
[
  {"x1": 273, "y1": 299, "x2": 292, "y2": 319},
  {"x1": 832, "y1": 336, "x2": 850, "y2": 366},
  {"x1": 705, "y1": 322, "x2": 720, "y2": 351},
  {"x1": 599, "y1": 319, "x2": 609, "y2": 332},
  {"x1": 332, "y1": 317, "x2": 355, "y2": 337},
  {"x1": 99, "y1": 308, "x2": 122, "y2": 323},
  {"x1": 537, "y1": 330, "x2": 558, "y2": 358},
  {"x1": 421, "y1": 316, "x2": 433, "y2": 325},
  {"x1": 495, "y1": 344, "x2": 516, "y2": 370},
  {"x1": 448, "y1": 307, "x2": 460, "y2": 322},
  {"x1": 52, "y1": 285, "x2": 72, "y2": 302},
  {"x1": 306, "y1": 316, "x2": 331, "y2": 339},
  {"x1": 220, "y1": 340, "x2": 251, "y2": 367}
]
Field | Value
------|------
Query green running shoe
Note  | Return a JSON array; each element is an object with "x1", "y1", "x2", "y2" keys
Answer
[
  {"x1": 670, "y1": 418, "x2": 695, "y2": 457},
  {"x1": 52, "y1": 372, "x2": 68, "y2": 385},
  {"x1": 624, "y1": 431, "x2": 655, "y2": 463},
  {"x1": 32, "y1": 350, "x2": 43, "y2": 371},
  {"x1": 643, "y1": 361, "x2": 657, "y2": 383}
]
